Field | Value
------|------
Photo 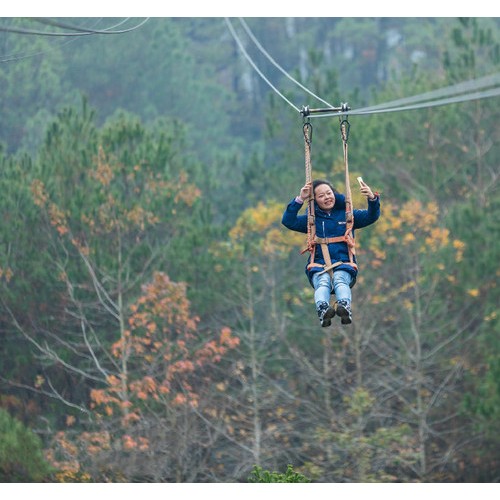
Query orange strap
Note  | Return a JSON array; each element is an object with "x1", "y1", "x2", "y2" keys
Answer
[
  {"x1": 315, "y1": 235, "x2": 354, "y2": 247},
  {"x1": 302, "y1": 121, "x2": 318, "y2": 265},
  {"x1": 340, "y1": 119, "x2": 357, "y2": 270}
]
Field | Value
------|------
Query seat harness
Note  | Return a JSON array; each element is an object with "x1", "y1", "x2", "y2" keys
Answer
[{"x1": 301, "y1": 118, "x2": 357, "y2": 279}]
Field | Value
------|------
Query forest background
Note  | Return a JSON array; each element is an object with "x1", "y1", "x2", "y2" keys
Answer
[{"x1": 0, "y1": 16, "x2": 499, "y2": 483}]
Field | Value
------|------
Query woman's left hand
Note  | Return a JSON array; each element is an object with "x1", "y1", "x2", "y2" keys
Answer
[{"x1": 358, "y1": 179, "x2": 376, "y2": 200}]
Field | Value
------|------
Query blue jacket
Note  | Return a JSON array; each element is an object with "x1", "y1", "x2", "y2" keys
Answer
[{"x1": 281, "y1": 193, "x2": 380, "y2": 286}]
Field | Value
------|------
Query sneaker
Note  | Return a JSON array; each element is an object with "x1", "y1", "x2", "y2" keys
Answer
[
  {"x1": 317, "y1": 301, "x2": 335, "y2": 327},
  {"x1": 336, "y1": 300, "x2": 352, "y2": 325}
]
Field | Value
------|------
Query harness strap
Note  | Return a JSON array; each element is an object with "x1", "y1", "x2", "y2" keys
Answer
[
  {"x1": 302, "y1": 121, "x2": 318, "y2": 265},
  {"x1": 320, "y1": 242, "x2": 335, "y2": 278},
  {"x1": 307, "y1": 257, "x2": 358, "y2": 274},
  {"x1": 340, "y1": 119, "x2": 357, "y2": 270},
  {"x1": 301, "y1": 116, "x2": 358, "y2": 281},
  {"x1": 315, "y1": 235, "x2": 354, "y2": 246},
  {"x1": 307, "y1": 234, "x2": 359, "y2": 273}
]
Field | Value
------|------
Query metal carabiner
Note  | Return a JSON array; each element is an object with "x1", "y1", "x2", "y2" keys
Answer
[
  {"x1": 303, "y1": 120, "x2": 313, "y2": 145},
  {"x1": 339, "y1": 118, "x2": 350, "y2": 143}
]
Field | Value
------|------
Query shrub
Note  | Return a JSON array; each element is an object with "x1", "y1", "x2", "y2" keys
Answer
[{"x1": 248, "y1": 464, "x2": 311, "y2": 483}]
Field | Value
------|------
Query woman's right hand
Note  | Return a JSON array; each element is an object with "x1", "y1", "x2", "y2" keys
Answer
[{"x1": 299, "y1": 182, "x2": 312, "y2": 202}]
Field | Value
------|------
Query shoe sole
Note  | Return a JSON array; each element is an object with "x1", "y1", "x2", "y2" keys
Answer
[
  {"x1": 321, "y1": 306, "x2": 336, "y2": 327},
  {"x1": 336, "y1": 304, "x2": 352, "y2": 325}
]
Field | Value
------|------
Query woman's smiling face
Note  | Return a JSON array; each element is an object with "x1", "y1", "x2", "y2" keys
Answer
[{"x1": 314, "y1": 183, "x2": 336, "y2": 211}]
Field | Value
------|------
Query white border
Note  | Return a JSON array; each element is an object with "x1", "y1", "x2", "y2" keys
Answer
[{"x1": 1, "y1": 2, "x2": 499, "y2": 17}]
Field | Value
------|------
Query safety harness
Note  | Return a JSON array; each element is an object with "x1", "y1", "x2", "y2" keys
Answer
[{"x1": 301, "y1": 117, "x2": 357, "y2": 279}]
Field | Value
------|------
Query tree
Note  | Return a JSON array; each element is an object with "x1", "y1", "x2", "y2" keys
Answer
[
  {"x1": 3, "y1": 105, "x2": 237, "y2": 481},
  {"x1": 0, "y1": 18, "x2": 68, "y2": 152},
  {"x1": 0, "y1": 408, "x2": 53, "y2": 482},
  {"x1": 46, "y1": 271, "x2": 238, "y2": 482},
  {"x1": 206, "y1": 200, "x2": 303, "y2": 479},
  {"x1": 0, "y1": 18, "x2": 499, "y2": 482},
  {"x1": 276, "y1": 196, "x2": 475, "y2": 482},
  {"x1": 248, "y1": 464, "x2": 311, "y2": 483},
  {"x1": 440, "y1": 17, "x2": 500, "y2": 479},
  {"x1": 356, "y1": 199, "x2": 477, "y2": 480}
]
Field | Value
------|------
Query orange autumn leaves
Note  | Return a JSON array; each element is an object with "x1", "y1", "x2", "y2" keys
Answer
[
  {"x1": 91, "y1": 271, "x2": 239, "y2": 421},
  {"x1": 52, "y1": 271, "x2": 238, "y2": 470},
  {"x1": 31, "y1": 144, "x2": 238, "y2": 467},
  {"x1": 31, "y1": 145, "x2": 201, "y2": 242}
]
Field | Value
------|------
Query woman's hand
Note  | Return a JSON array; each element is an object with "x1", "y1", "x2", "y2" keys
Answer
[
  {"x1": 299, "y1": 182, "x2": 312, "y2": 202},
  {"x1": 358, "y1": 179, "x2": 376, "y2": 200}
]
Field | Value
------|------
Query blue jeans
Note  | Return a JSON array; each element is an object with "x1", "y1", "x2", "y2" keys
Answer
[{"x1": 312, "y1": 270, "x2": 353, "y2": 308}]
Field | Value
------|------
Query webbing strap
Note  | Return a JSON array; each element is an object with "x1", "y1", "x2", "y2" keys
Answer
[
  {"x1": 303, "y1": 122, "x2": 317, "y2": 265},
  {"x1": 315, "y1": 235, "x2": 351, "y2": 245},
  {"x1": 307, "y1": 257, "x2": 357, "y2": 275},
  {"x1": 340, "y1": 119, "x2": 357, "y2": 269},
  {"x1": 320, "y1": 243, "x2": 334, "y2": 278}
]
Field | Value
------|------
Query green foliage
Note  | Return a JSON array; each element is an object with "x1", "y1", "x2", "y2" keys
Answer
[
  {"x1": 310, "y1": 388, "x2": 418, "y2": 482},
  {"x1": 445, "y1": 17, "x2": 500, "y2": 78},
  {"x1": 0, "y1": 17, "x2": 499, "y2": 483},
  {"x1": 0, "y1": 408, "x2": 53, "y2": 482},
  {"x1": 248, "y1": 464, "x2": 311, "y2": 483},
  {"x1": 0, "y1": 19, "x2": 72, "y2": 153}
]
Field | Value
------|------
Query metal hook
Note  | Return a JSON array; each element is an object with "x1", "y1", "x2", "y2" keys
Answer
[
  {"x1": 303, "y1": 120, "x2": 313, "y2": 145},
  {"x1": 340, "y1": 118, "x2": 350, "y2": 143}
]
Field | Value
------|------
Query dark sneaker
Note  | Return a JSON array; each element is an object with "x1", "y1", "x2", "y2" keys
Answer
[
  {"x1": 317, "y1": 301, "x2": 335, "y2": 327},
  {"x1": 336, "y1": 300, "x2": 352, "y2": 325}
]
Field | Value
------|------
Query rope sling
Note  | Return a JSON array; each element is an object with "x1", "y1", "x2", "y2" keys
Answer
[{"x1": 301, "y1": 118, "x2": 357, "y2": 278}]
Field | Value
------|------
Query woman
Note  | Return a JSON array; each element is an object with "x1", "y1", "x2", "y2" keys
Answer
[{"x1": 282, "y1": 178, "x2": 380, "y2": 326}]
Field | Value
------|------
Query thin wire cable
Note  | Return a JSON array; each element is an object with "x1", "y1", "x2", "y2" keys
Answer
[
  {"x1": 29, "y1": 17, "x2": 132, "y2": 33},
  {"x1": 309, "y1": 86, "x2": 500, "y2": 118},
  {"x1": 0, "y1": 18, "x2": 149, "y2": 37},
  {"x1": 226, "y1": 18, "x2": 500, "y2": 117},
  {"x1": 228, "y1": 19, "x2": 500, "y2": 118},
  {"x1": 30, "y1": 17, "x2": 149, "y2": 35},
  {"x1": 238, "y1": 18, "x2": 336, "y2": 110},
  {"x1": 354, "y1": 72, "x2": 500, "y2": 114},
  {"x1": 224, "y1": 17, "x2": 301, "y2": 113},
  {"x1": 0, "y1": 18, "x2": 107, "y2": 63},
  {"x1": 0, "y1": 25, "x2": 92, "y2": 37}
]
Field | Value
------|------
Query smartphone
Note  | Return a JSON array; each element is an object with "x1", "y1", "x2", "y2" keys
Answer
[{"x1": 357, "y1": 176, "x2": 364, "y2": 186}]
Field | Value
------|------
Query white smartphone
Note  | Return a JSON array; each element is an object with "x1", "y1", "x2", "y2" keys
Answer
[{"x1": 357, "y1": 176, "x2": 364, "y2": 186}]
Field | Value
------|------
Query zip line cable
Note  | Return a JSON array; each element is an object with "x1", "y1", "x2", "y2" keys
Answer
[
  {"x1": 312, "y1": 86, "x2": 500, "y2": 118},
  {"x1": 0, "y1": 18, "x2": 149, "y2": 37},
  {"x1": 0, "y1": 18, "x2": 109, "y2": 63},
  {"x1": 316, "y1": 73, "x2": 500, "y2": 118},
  {"x1": 225, "y1": 18, "x2": 301, "y2": 113},
  {"x1": 237, "y1": 18, "x2": 336, "y2": 110},
  {"x1": 28, "y1": 17, "x2": 132, "y2": 33},
  {"x1": 228, "y1": 18, "x2": 500, "y2": 118},
  {"x1": 0, "y1": 25, "x2": 95, "y2": 37},
  {"x1": 29, "y1": 17, "x2": 150, "y2": 35},
  {"x1": 353, "y1": 72, "x2": 500, "y2": 113}
]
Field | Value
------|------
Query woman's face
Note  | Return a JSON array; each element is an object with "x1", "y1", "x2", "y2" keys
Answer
[{"x1": 314, "y1": 183, "x2": 336, "y2": 211}]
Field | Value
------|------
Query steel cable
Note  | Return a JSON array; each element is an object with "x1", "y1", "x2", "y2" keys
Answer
[
  {"x1": 228, "y1": 18, "x2": 500, "y2": 118},
  {"x1": 0, "y1": 18, "x2": 108, "y2": 63},
  {"x1": 0, "y1": 17, "x2": 149, "y2": 37},
  {"x1": 238, "y1": 18, "x2": 336, "y2": 110},
  {"x1": 225, "y1": 18, "x2": 301, "y2": 113}
]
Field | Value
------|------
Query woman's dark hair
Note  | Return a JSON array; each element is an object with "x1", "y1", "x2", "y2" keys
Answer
[{"x1": 313, "y1": 179, "x2": 338, "y2": 194}]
